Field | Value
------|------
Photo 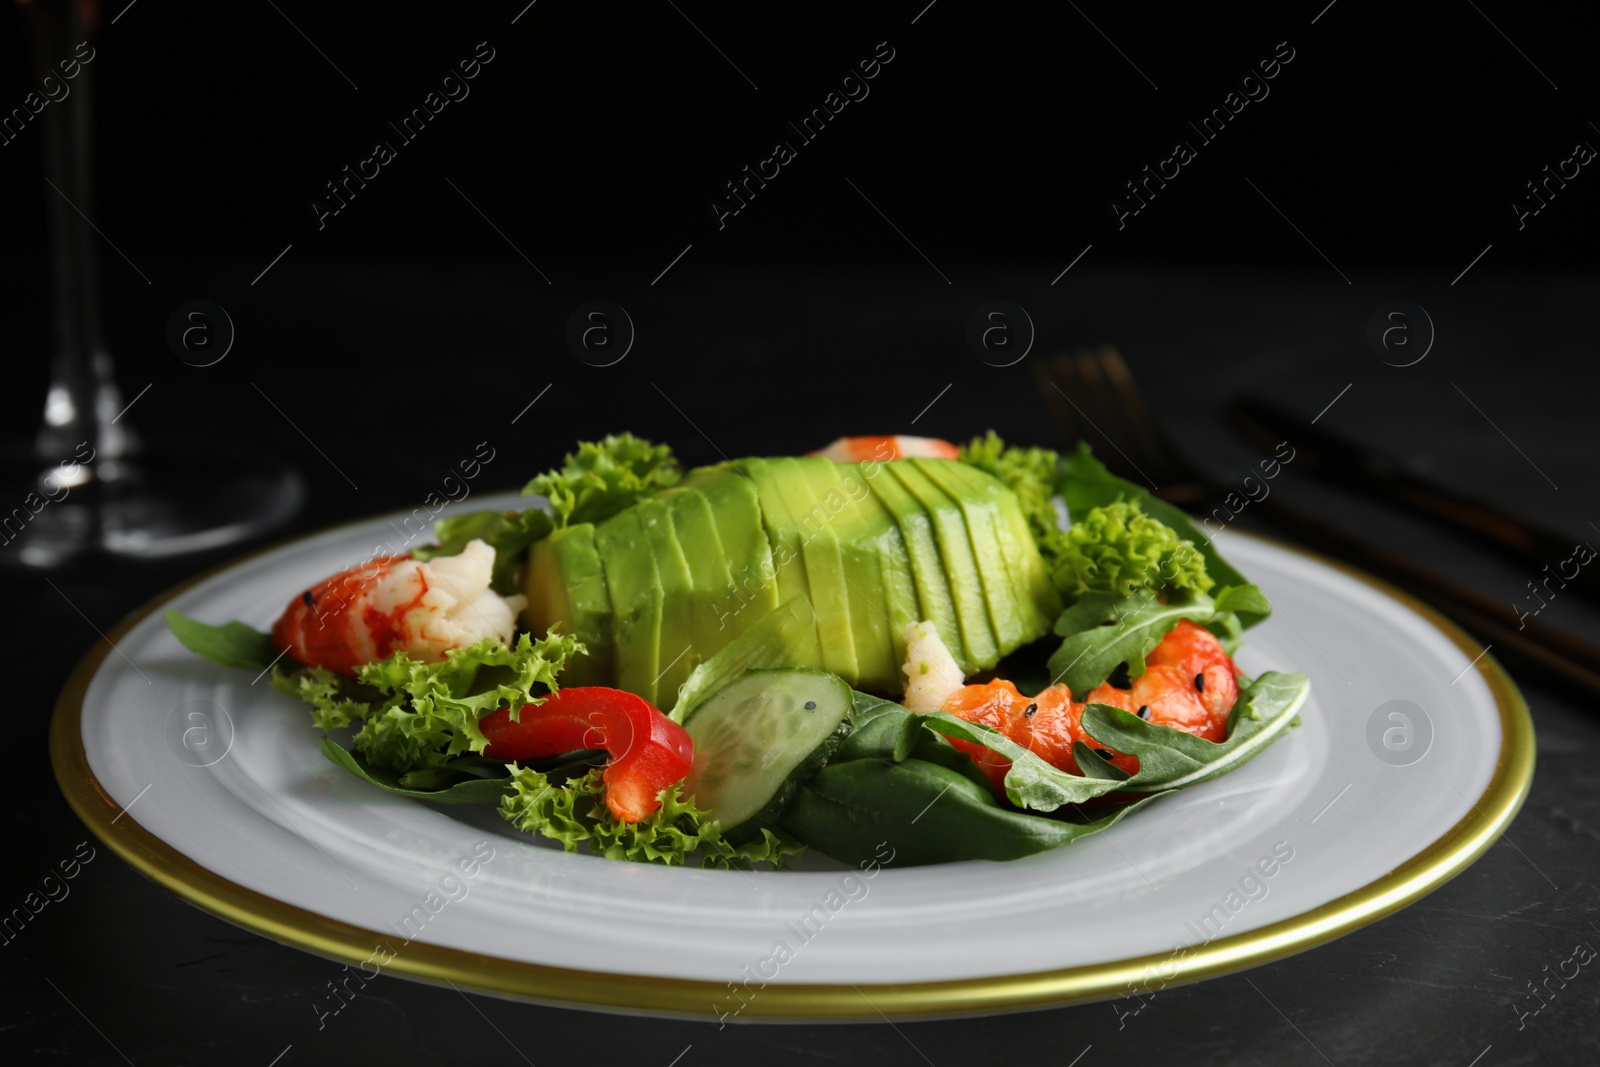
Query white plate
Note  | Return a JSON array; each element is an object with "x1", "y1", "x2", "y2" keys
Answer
[{"x1": 51, "y1": 494, "x2": 1533, "y2": 1020}]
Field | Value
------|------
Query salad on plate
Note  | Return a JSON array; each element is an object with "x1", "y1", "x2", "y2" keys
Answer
[{"x1": 167, "y1": 432, "x2": 1309, "y2": 868}]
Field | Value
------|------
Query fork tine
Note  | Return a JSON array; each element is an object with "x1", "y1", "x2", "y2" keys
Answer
[
  {"x1": 1087, "y1": 346, "x2": 1211, "y2": 503},
  {"x1": 1033, "y1": 352, "x2": 1085, "y2": 445},
  {"x1": 1091, "y1": 346, "x2": 1184, "y2": 484},
  {"x1": 1075, "y1": 350, "x2": 1148, "y2": 471},
  {"x1": 1047, "y1": 349, "x2": 1159, "y2": 490}
]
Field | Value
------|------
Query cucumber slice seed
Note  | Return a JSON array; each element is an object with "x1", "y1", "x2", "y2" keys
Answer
[{"x1": 683, "y1": 668, "x2": 853, "y2": 834}]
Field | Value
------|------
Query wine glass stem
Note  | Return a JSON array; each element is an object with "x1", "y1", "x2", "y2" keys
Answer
[{"x1": 28, "y1": 0, "x2": 127, "y2": 468}]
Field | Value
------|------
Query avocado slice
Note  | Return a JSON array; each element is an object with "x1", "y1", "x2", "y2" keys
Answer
[
  {"x1": 634, "y1": 498, "x2": 698, "y2": 709},
  {"x1": 522, "y1": 523, "x2": 613, "y2": 686},
  {"x1": 839, "y1": 462, "x2": 922, "y2": 685},
  {"x1": 765, "y1": 457, "x2": 859, "y2": 682},
  {"x1": 737, "y1": 458, "x2": 812, "y2": 622},
  {"x1": 805, "y1": 460, "x2": 900, "y2": 691},
  {"x1": 594, "y1": 509, "x2": 663, "y2": 705},
  {"x1": 936, "y1": 460, "x2": 1062, "y2": 638},
  {"x1": 657, "y1": 486, "x2": 737, "y2": 684},
  {"x1": 886, "y1": 461, "x2": 1000, "y2": 671},
  {"x1": 913, "y1": 458, "x2": 1029, "y2": 657},
  {"x1": 865, "y1": 461, "x2": 970, "y2": 674},
  {"x1": 681, "y1": 465, "x2": 780, "y2": 628}
]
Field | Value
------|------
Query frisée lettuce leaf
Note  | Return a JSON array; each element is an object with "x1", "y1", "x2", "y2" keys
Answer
[
  {"x1": 522, "y1": 432, "x2": 681, "y2": 528},
  {"x1": 1053, "y1": 498, "x2": 1213, "y2": 599},
  {"x1": 272, "y1": 630, "x2": 583, "y2": 772},
  {"x1": 414, "y1": 433, "x2": 679, "y2": 591},
  {"x1": 499, "y1": 767, "x2": 802, "y2": 869}
]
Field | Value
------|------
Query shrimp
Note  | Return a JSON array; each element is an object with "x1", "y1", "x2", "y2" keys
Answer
[
  {"x1": 900, "y1": 619, "x2": 965, "y2": 712},
  {"x1": 813, "y1": 435, "x2": 961, "y2": 463},
  {"x1": 271, "y1": 539, "x2": 527, "y2": 675},
  {"x1": 1145, "y1": 619, "x2": 1240, "y2": 722},
  {"x1": 930, "y1": 619, "x2": 1241, "y2": 786}
]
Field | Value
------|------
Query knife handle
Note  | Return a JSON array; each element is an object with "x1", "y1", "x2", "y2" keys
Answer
[
  {"x1": 1231, "y1": 399, "x2": 1600, "y2": 601},
  {"x1": 1247, "y1": 496, "x2": 1600, "y2": 700}
]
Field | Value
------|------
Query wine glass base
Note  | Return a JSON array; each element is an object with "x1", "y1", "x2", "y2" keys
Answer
[{"x1": 0, "y1": 448, "x2": 305, "y2": 569}]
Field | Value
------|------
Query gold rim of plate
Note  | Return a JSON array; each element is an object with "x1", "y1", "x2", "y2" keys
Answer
[{"x1": 49, "y1": 522, "x2": 1535, "y2": 1020}]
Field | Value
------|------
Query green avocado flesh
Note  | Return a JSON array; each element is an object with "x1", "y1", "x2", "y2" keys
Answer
[
  {"x1": 523, "y1": 457, "x2": 1058, "y2": 700},
  {"x1": 884, "y1": 461, "x2": 1000, "y2": 670},
  {"x1": 762, "y1": 457, "x2": 859, "y2": 682},
  {"x1": 593, "y1": 509, "x2": 662, "y2": 705},
  {"x1": 805, "y1": 460, "x2": 903, "y2": 691},
  {"x1": 634, "y1": 498, "x2": 697, "y2": 708},
  {"x1": 523, "y1": 524, "x2": 612, "y2": 685},
  {"x1": 681, "y1": 466, "x2": 779, "y2": 625},
  {"x1": 863, "y1": 458, "x2": 969, "y2": 674},
  {"x1": 655, "y1": 487, "x2": 734, "y2": 686}
]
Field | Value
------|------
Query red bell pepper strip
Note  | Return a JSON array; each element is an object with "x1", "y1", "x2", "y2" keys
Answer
[{"x1": 479, "y1": 687, "x2": 693, "y2": 823}]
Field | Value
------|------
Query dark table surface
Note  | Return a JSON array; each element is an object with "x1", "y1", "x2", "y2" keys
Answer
[{"x1": 4, "y1": 259, "x2": 1598, "y2": 1066}]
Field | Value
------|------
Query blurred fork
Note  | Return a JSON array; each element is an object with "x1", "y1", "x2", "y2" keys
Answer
[
  {"x1": 1035, "y1": 346, "x2": 1205, "y2": 504},
  {"x1": 1033, "y1": 346, "x2": 1600, "y2": 699}
]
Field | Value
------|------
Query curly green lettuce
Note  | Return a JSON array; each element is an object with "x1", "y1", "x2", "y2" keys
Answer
[
  {"x1": 1054, "y1": 499, "x2": 1213, "y2": 598},
  {"x1": 523, "y1": 432, "x2": 680, "y2": 528},
  {"x1": 499, "y1": 767, "x2": 802, "y2": 869},
  {"x1": 272, "y1": 630, "x2": 583, "y2": 772}
]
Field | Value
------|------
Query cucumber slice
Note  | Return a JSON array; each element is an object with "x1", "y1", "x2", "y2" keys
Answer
[
  {"x1": 683, "y1": 668, "x2": 853, "y2": 838},
  {"x1": 672, "y1": 596, "x2": 820, "y2": 723}
]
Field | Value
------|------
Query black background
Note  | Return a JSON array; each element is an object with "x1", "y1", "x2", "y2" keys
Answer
[{"x1": 3, "y1": 2, "x2": 1599, "y2": 1065}]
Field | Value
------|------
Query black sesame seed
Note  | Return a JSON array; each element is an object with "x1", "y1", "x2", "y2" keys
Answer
[
  {"x1": 1094, "y1": 748, "x2": 1115, "y2": 759},
  {"x1": 1137, "y1": 705, "x2": 1150, "y2": 720},
  {"x1": 1023, "y1": 702, "x2": 1038, "y2": 718},
  {"x1": 302, "y1": 590, "x2": 315, "y2": 607},
  {"x1": 1194, "y1": 673, "x2": 1206, "y2": 692},
  {"x1": 804, "y1": 700, "x2": 817, "y2": 711}
]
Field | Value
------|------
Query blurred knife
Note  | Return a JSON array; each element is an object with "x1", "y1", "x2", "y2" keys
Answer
[{"x1": 1230, "y1": 396, "x2": 1600, "y2": 600}]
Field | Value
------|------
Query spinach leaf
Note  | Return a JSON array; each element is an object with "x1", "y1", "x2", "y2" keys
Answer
[
  {"x1": 1046, "y1": 589, "x2": 1217, "y2": 694},
  {"x1": 836, "y1": 693, "x2": 992, "y2": 790},
  {"x1": 320, "y1": 738, "x2": 515, "y2": 804},
  {"x1": 1058, "y1": 444, "x2": 1269, "y2": 627},
  {"x1": 1077, "y1": 671, "x2": 1310, "y2": 792},
  {"x1": 919, "y1": 711, "x2": 1126, "y2": 810},
  {"x1": 165, "y1": 611, "x2": 279, "y2": 672},
  {"x1": 779, "y1": 755, "x2": 1168, "y2": 866}
]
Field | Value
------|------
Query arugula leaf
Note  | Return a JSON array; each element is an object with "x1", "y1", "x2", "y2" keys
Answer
[
  {"x1": 320, "y1": 738, "x2": 514, "y2": 804},
  {"x1": 1077, "y1": 671, "x2": 1310, "y2": 792},
  {"x1": 273, "y1": 630, "x2": 583, "y2": 772},
  {"x1": 918, "y1": 711, "x2": 1125, "y2": 810},
  {"x1": 1059, "y1": 443, "x2": 1269, "y2": 627},
  {"x1": 522, "y1": 433, "x2": 680, "y2": 529},
  {"x1": 413, "y1": 508, "x2": 554, "y2": 594},
  {"x1": 165, "y1": 611, "x2": 278, "y2": 672},
  {"x1": 1046, "y1": 589, "x2": 1218, "y2": 694},
  {"x1": 499, "y1": 766, "x2": 802, "y2": 869},
  {"x1": 1212, "y1": 583, "x2": 1271, "y2": 617}
]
